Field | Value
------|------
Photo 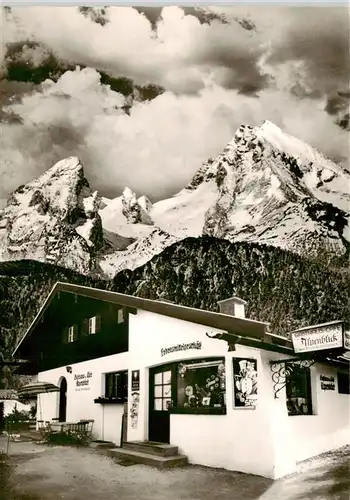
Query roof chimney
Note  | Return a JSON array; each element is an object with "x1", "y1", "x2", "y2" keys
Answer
[{"x1": 217, "y1": 297, "x2": 247, "y2": 318}]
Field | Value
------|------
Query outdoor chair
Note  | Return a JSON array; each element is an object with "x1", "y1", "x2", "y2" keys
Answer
[
  {"x1": 70, "y1": 419, "x2": 94, "y2": 442},
  {"x1": 37, "y1": 420, "x2": 53, "y2": 440}
]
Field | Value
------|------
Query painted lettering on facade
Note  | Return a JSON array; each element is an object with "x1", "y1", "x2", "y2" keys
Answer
[
  {"x1": 161, "y1": 341, "x2": 202, "y2": 357},
  {"x1": 74, "y1": 371, "x2": 93, "y2": 390},
  {"x1": 320, "y1": 375, "x2": 335, "y2": 391},
  {"x1": 292, "y1": 323, "x2": 343, "y2": 354}
]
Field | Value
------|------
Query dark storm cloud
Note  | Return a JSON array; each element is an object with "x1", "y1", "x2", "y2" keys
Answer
[
  {"x1": 266, "y1": 7, "x2": 350, "y2": 96},
  {"x1": 0, "y1": 79, "x2": 37, "y2": 104},
  {"x1": 78, "y1": 6, "x2": 109, "y2": 26},
  {"x1": 2, "y1": 39, "x2": 165, "y2": 103},
  {"x1": 325, "y1": 91, "x2": 350, "y2": 131},
  {"x1": 133, "y1": 6, "x2": 228, "y2": 30},
  {"x1": 0, "y1": 79, "x2": 37, "y2": 123},
  {"x1": 4, "y1": 41, "x2": 73, "y2": 84}
]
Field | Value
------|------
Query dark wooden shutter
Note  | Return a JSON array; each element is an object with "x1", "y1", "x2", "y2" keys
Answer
[
  {"x1": 95, "y1": 315, "x2": 101, "y2": 333},
  {"x1": 73, "y1": 324, "x2": 78, "y2": 341}
]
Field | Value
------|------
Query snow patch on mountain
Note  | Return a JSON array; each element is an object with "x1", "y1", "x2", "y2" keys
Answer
[
  {"x1": 151, "y1": 181, "x2": 219, "y2": 238},
  {"x1": 100, "y1": 228, "x2": 179, "y2": 277}
]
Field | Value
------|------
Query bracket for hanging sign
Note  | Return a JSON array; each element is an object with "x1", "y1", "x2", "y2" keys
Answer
[
  {"x1": 206, "y1": 332, "x2": 241, "y2": 352},
  {"x1": 269, "y1": 358, "x2": 316, "y2": 399}
]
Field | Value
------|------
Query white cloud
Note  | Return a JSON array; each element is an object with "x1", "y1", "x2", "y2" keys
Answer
[
  {"x1": 1, "y1": 6, "x2": 264, "y2": 92},
  {"x1": 0, "y1": 6, "x2": 348, "y2": 207},
  {"x1": 1, "y1": 67, "x2": 348, "y2": 208}
]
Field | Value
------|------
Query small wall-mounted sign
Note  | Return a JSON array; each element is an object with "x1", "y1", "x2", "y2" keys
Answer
[
  {"x1": 161, "y1": 341, "x2": 202, "y2": 357},
  {"x1": 74, "y1": 371, "x2": 93, "y2": 391},
  {"x1": 320, "y1": 375, "x2": 335, "y2": 391},
  {"x1": 131, "y1": 370, "x2": 140, "y2": 391},
  {"x1": 291, "y1": 323, "x2": 343, "y2": 354}
]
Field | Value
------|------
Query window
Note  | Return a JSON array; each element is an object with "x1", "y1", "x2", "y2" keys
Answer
[
  {"x1": 105, "y1": 371, "x2": 128, "y2": 401},
  {"x1": 286, "y1": 364, "x2": 312, "y2": 416},
  {"x1": 153, "y1": 370, "x2": 172, "y2": 411},
  {"x1": 88, "y1": 315, "x2": 101, "y2": 334},
  {"x1": 337, "y1": 372, "x2": 350, "y2": 395},
  {"x1": 117, "y1": 309, "x2": 124, "y2": 324},
  {"x1": 67, "y1": 325, "x2": 77, "y2": 343},
  {"x1": 176, "y1": 358, "x2": 226, "y2": 409}
]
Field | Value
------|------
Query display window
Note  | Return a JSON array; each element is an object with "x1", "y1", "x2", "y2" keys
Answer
[{"x1": 176, "y1": 358, "x2": 226, "y2": 410}]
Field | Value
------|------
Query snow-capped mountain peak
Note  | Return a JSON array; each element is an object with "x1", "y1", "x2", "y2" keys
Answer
[
  {"x1": 0, "y1": 156, "x2": 103, "y2": 274},
  {"x1": 1, "y1": 121, "x2": 348, "y2": 278},
  {"x1": 152, "y1": 120, "x2": 350, "y2": 256}
]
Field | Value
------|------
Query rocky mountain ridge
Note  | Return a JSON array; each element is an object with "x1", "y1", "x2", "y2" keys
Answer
[{"x1": 0, "y1": 121, "x2": 349, "y2": 277}]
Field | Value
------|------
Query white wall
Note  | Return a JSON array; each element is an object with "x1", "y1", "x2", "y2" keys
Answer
[
  {"x1": 170, "y1": 346, "x2": 274, "y2": 477},
  {"x1": 1, "y1": 400, "x2": 32, "y2": 416},
  {"x1": 38, "y1": 351, "x2": 129, "y2": 445},
  {"x1": 127, "y1": 310, "x2": 289, "y2": 478},
  {"x1": 290, "y1": 363, "x2": 350, "y2": 462},
  {"x1": 127, "y1": 310, "x2": 228, "y2": 443}
]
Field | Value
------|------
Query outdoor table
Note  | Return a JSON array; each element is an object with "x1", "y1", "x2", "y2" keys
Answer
[{"x1": 50, "y1": 420, "x2": 93, "y2": 442}]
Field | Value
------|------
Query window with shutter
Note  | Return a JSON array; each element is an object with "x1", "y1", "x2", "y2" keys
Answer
[
  {"x1": 88, "y1": 316, "x2": 96, "y2": 334},
  {"x1": 68, "y1": 326, "x2": 75, "y2": 343}
]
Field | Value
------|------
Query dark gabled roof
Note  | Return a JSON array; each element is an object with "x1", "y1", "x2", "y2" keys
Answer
[{"x1": 13, "y1": 281, "x2": 270, "y2": 357}]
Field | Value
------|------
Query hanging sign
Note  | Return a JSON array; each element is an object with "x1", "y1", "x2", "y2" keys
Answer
[
  {"x1": 291, "y1": 323, "x2": 343, "y2": 354},
  {"x1": 131, "y1": 370, "x2": 140, "y2": 391}
]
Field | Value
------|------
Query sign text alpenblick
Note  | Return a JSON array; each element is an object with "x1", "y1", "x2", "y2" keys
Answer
[{"x1": 291, "y1": 323, "x2": 343, "y2": 354}]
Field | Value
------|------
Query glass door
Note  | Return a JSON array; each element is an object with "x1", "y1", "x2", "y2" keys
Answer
[{"x1": 148, "y1": 365, "x2": 174, "y2": 443}]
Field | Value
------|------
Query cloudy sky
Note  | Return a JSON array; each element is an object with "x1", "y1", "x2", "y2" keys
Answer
[{"x1": 0, "y1": 5, "x2": 349, "y2": 207}]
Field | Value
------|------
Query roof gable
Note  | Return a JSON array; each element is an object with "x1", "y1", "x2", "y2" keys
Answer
[{"x1": 13, "y1": 281, "x2": 269, "y2": 357}]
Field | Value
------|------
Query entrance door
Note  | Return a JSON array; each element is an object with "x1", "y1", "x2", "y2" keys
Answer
[
  {"x1": 58, "y1": 377, "x2": 67, "y2": 422},
  {"x1": 149, "y1": 365, "x2": 174, "y2": 443}
]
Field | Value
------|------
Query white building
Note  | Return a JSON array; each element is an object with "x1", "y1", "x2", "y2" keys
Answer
[
  {"x1": 0, "y1": 389, "x2": 32, "y2": 417},
  {"x1": 13, "y1": 282, "x2": 350, "y2": 479}
]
